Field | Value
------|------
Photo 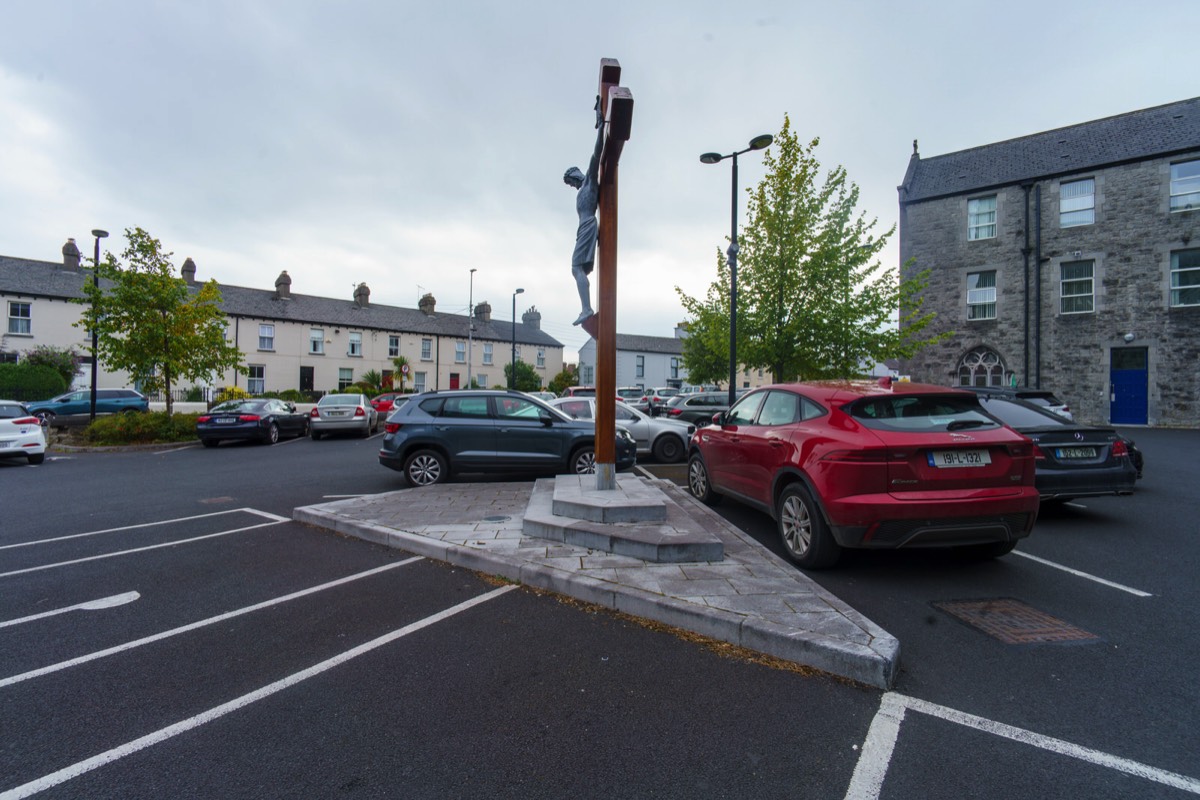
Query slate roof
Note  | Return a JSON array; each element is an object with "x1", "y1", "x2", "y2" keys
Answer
[
  {"x1": 899, "y1": 96, "x2": 1200, "y2": 204},
  {"x1": 615, "y1": 333, "x2": 683, "y2": 355},
  {"x1": 0, "y1": 255, "x2": 562, "y2": 349}
]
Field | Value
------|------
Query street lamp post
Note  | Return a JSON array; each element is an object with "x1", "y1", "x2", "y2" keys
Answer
[
  {"x1": 89, "y1": 229, "x2": 109, "y2": 421},
  {"x1": 467, "y1": 268, "x2": 477, "y2": 389},
  {"x1": 510, "y1": 288, "x2": 524, "y2": 390},
  {"x1": 700, "y1": 134, "x2": 773, "y2": 406}
]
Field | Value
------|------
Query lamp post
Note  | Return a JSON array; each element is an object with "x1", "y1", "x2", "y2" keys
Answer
[
  {"x1": 467, "y1": 268, "x2": 477, "y2": 389},
  {"x1": 700, "y1": 134, "x2": 773, "y2": 406},
  {"x1": 89, "y1": 229, "x2": 109, "y2": 422},
  {"x1": 510, "y1": 288, "x2": 525, "y2": 390}
]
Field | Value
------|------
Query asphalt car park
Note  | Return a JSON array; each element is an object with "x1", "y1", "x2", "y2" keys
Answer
[{"x1": 3, "y1": 426, "x2": 1198, "y2": 797}]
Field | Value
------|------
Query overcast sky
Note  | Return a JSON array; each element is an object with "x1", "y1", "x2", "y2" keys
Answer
[{"x1": 3, "y1": 1, "x2": 1196, "y2": 362}]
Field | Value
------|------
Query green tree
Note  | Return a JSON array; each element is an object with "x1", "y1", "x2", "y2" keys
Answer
[
  {"x1": 504, "y1": 360, "x2": 542, "y2": 392},
  {"x1": 547, "y1": 367, "x2": 576, "y2": 396},
  {"x1": 677, "y1": 116, "x2": 944, "y2": 382},
  {"x1": 21, "y1": 345, "x2": 83, "y2": 389},
  {"x1": 356, "y1": 369, "x2": 384, "y2": 396},
  {"x1": 391, "y1": 355, "x2": 411, "y2": 392},
  {"x1": 75, "y1": 227, "x2": 244, "y2": 415}
]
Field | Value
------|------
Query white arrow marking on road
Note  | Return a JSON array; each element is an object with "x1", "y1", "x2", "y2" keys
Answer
[{"x1": 0, "y1": 592, "x2": 140, "y2": 629}]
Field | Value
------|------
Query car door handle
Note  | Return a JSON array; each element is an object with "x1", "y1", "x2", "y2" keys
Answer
[{"x1": 769, "y1": 440, "x2": 785, "y2": 448}]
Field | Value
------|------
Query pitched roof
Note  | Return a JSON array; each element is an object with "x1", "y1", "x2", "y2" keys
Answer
[
  {"x1": 899, "y1": 96, "x2": 1200, "y2": 204},
  {"x1": 0, "y1": 255, "x2": 563, "y2": 348},
  {"x1": 615, "y1": 333, "x2": 683, "y2": 355}
]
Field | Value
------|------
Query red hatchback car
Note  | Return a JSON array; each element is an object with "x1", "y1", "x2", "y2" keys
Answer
[{"x1": 687, "y1": 379, "x2": 1040, "y2": 569}]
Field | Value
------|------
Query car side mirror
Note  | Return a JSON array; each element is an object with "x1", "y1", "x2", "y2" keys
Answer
[
  {"x1": 286, "y1": 403, "x2": 297, "y2": 413},
  {"x1": 539, "y1": 411, "x2": 556, "y2": 426},
  {"x1": 712, "y1": 412, "x2": 725, "y2": 426}
]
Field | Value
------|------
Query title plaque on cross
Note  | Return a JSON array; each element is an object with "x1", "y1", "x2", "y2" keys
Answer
[{"x1": 581, "y1": 58, "x2": 633, "y2": 490}]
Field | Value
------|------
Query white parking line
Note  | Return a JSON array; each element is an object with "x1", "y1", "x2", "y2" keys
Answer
[
  {"x1": 1014, "y1": 551, "x2": 1153, "y2": 597},
  {"x1": 0, "y1": 585, "x2": 516, "y2": 800},
  {"x1": 0, "y1": 557, "x2": 421, "y2": 689},
  {"x1": 0, "y1": 518, "x2": 287, "y2": 579},
  {"x1": 0, "y1": 592, "x2": 140, "y2": 629},
  {"x1": 847, "y1": 692, "x2": 1200, "y2": 798},
  {"x1": 0, "y1": 508, "x2": 287, "y2": 551}
]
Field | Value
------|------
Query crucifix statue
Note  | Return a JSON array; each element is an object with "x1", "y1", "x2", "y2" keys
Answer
[{"x1": 565, "y1": 58, "x2": 632, "y2": 489}]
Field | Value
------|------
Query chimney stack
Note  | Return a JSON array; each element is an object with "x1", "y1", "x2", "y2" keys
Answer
[
  {"x1": 474, "y1": 301, "x2": 491, "y2": 322},
  {"x1": 62, "y1": 238, "x2": 81, "y2": 271},
  {"x1": 521, "y1": 306, "x2": 541, "y2": 330},
  {"x1": 354, "y1": 282, "x2": 370, "y2": 308},
  {"x1": 181, "y1": 257, "x2": 197, "y2": 284},
  {"x1": 275, "y1": 270, "x2": 292, "y2": 299},
  {"x1": 418, "y1": 293, "x2": 436, "y2": 316}
]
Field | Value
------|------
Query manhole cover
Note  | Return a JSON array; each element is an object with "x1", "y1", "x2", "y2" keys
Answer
[
  {"x1": 482, "y1": 515, "x2": 511, "y2": 522},
  {"x1": 932, "y1": 598, "x2": 1099, "y2": 645}
]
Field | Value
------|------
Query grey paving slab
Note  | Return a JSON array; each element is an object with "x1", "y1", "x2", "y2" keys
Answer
[{"x1": 293, "y1": 476, "x2": 899, "y2": 689}]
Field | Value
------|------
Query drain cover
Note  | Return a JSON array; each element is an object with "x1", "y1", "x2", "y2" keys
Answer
[
  {"x1": 482, "y1": 515, "x2": 511, "y2": 522},
  {"x1": 932, "y1": 598, "x2": 1099, "y2": 645}
]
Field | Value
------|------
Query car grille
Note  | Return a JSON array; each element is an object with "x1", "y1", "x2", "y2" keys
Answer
[{"x1": 870, "y1": 513, "x2": 1033, "y2": 548}]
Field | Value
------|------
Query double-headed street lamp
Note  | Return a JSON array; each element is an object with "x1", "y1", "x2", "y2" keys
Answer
[
  {"x1": 467, "y1": 268, "x2": 477, "y2": 389},
  {"x1": 89, "y1": 228, "x2": 109, "y2": 422},
  {"x1": 510, "y1": 287, "x2": 525, "y2": 390},
  {"x1": 700, "y1": 134, "x2": 773, "y2": 406}
]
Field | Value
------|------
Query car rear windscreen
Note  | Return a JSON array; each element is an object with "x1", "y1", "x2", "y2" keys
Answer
[{"x1": 846, "y1": 394, "x2": 1000, "y2": 432}]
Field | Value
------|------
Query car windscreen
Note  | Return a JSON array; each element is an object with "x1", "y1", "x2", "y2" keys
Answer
[
  {"x1": 0, "y1": 405, "x2": 29, "y2": 419},
  {"x1": 977, "y1": 396, "x2": 1070, "y2": 428},
  {"x1": 845, "y1": 394, "x2": 1000, "y2": 432},
  {"x1": 211, "y1": 400, "x2": 259, "y2": 412},
  {"x1": 318, "y1": 394, "x2": 359, "y2": 406}
]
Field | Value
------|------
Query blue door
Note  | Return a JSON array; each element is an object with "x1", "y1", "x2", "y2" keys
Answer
[{"x1": 1110, "y1": 348, "x2": 1147, "y2": 425}]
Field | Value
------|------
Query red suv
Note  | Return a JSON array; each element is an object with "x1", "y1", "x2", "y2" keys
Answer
[{"x1": 686, "y1": 380, "x2": 1039, "y2": 569}]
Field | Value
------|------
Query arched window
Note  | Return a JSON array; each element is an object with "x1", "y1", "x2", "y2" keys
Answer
[{"x1": 957, "y1": 347, "x2": 1007, "y2": 387}]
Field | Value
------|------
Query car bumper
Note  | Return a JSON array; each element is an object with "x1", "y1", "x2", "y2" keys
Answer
[
  {"x1": 197, "y1": 424, "x2": 271, "y2": 442},
  {"x1": 1035, "y1": 464, "x2": 1137, "y2": 499},
  {"x1": 823, "y1": 488, "x2": 1041, "y2": 549},
  {"x1": 311, "y1": 417, "x2": 370, "y2": 431}
]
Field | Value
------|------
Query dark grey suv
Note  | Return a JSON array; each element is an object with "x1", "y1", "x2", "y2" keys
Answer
[{"x1": 378, "y1": 390, "x2": 637, "y2": 485}]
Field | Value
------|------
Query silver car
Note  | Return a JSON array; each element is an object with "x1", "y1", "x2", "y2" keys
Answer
[
  {"x1": 550, "y1": 396, "x2": 694, "y2": 462},
  {"x1": 309, "y1": 393, "x2": 378, "y2": 439}
]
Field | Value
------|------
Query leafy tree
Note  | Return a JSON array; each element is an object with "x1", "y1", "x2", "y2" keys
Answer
[
  {"x1": 547, "y1": 367, "x2": 576, "y2": 396},
  {"x1": 391, "y1": 355, "x2": 411, "y2": 392},
  {"x1": 22, "y1": 345, "x2": 83, "y2": 389},
  {"x1": 357, "y1": 369, "x2": 384, "y2": 396},
  {"x1": 76, "y1": 227, "x2": 244, "y2": 415},
  {"x1": 504, "y1": 360, "x2": 542, "y2": 392},
  {"x1": 677, "y1": 116, "x2": 944, "y2": 382}
]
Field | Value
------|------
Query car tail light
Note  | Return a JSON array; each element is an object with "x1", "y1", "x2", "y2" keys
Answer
[
  {"x1": 197, "y1": 415, "x2": 211, "y2": 423},
  {"x1": 239, "y1": 415, "x2": 260, "y2": 422},
  {"x1": 1112, "y1": 439, "x2": 1128, "y2": 457},
  {"x1": 1032, "y1": 444, "x2": 1047, "y2": 460},
  {"x1": 1006, "y1": 443, "x2": 1033, "y2": 458},
  {"x1": 310, "y1": 408, "x2": 320, "y2": 418},
  {"x1": 354, "y1": 406, "x2": 366, "y2": 417},
  {"x1": 667, "y1": 408, "x2": 683, "y2": 417},
  {"x1": 12, "y1": 416, "x2": 40, "y2": 425},
  {"x1": 384, "y1": 422, "x2": 401, "y2": 434}
]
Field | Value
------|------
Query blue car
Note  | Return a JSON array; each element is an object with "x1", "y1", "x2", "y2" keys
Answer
[{"x1": 27, "y1": 388, "x2": 149, "y2": 424}]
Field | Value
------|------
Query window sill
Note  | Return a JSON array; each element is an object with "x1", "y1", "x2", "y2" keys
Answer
[
  {"x1": 258, "y1": 348, "x2": 275, "y2": 353},
  {"x1": 6, "y1": 332, "x2": 33, "y2": 338},
  {"x1": 309, "y1": 352, "x2": 325, "y2": 356}
]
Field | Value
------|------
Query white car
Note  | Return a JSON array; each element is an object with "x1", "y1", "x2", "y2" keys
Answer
[
  {"x1": 309, "y1": 393, "x2": 378, "y2": 439},
  {"x1": 0, "y1": 400, "x2": 47, "y2": 465},
  {"x1": 549, "y1": 396, "x2": 694, "y2": 463}
]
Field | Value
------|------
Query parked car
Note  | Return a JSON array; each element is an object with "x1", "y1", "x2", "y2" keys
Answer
[
  {"x1": 550, "y1": 396, "x2": 694, "y2": 463},
  {"x1": 559, "y1": 386, "x2": 596, "y2": 398},
  {"x1": 310, "y1": 393, "x2": 378, "y2": 439},
  {"x1": 197, "y1": 398, "x2": 308, "y2": 447},
  {"x1": 641, "y1": 387, "x2": 679, "y2": 416},
  {"x1": 378, "y1": 389, "x2": 636, "y2": 485},
  {"x1": 663, "y1": 390, "x2": 747, "y2": 426},
  {"x1": 616, "y1": 386, "x2": 645, "y2": 411},
  {"x1": 960, "y1": 385, "x2": 1073, "y2": 420},
  {"x1": 371, "y1": 392, "x2": 413, "y2": 416},
  {"x1": 26, "y1": 388, "x2": 149, "y2": 425},
  {"x1": 687, "y1": 380, "x2": 1040, "y2": 569},
  {"x1": 971, "y1": 394, "x2": 1137, "y2": 501},
  {"x1": 524, "y1": 391, "x2": 558, "y2": 403},
  {"x1": 0, "y1": 400, "x2": 47, "y2": 465}
]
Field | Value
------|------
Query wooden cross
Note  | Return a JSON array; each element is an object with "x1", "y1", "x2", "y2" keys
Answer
[{"x1": 581, "y1": 58, "x2": 633, "y2": 489}]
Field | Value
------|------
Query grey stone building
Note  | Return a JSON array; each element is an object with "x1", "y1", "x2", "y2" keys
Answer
[{"x1": 898, "y1": 96, "x2": 1200, "y2": 426}]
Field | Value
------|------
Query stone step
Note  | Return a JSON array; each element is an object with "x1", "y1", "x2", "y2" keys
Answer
[
  {"x1": 523, "y1": 475, "x2": 724, "y2": 563},
  {"x1": 551, "y1": 473, "x2": 667, "y2": 523}
]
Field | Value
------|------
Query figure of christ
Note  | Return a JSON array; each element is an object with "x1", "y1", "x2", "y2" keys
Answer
[{"x1": 563, "y1": 98, "x2": 606, "y2": 325}]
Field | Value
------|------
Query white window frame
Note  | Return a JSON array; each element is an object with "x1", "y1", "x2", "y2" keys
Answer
[
  {"x1": 1060, "y1": 178, "x2": 1095, "y2": 227},
  {"x1": 338, "y1": 368, "x2": 353, "y2": 390},
  {"x1": 421, "y1": 338, "x2": 432, "y2": 361},
  {"x1": 414, "y1": 371, "x2": 427, "y2": 392},
  {"x1": 1170, "y1": 249, "x2": 1200, "y2": 307},
  {"x1": 388, "y1": 336, "x2": 400, "y2": 358},
  {"x1": 670, "y1": 357, "x2": 680, "y2": 380},
  {"x1": 1170, "y1": 159, "x2": 1200, "y2": 213},
  {"x1": 309, "y1": 328, "x2": 324, "y2": 355},
  {"x1": 536, "y1": 348, "x2": 545, "y2": 369},
  {"x1": 455, "y1": 341, "x2": 466, "y2": 363},
  {"x1": 966, "y1": 271, "x2": 997, "y2": 320},
  {"x1": 968, "y1": 196, "x2": 997, "y2": 240},
  {"x1": 1059, "y1": 260, "x2": 1094, "y2": 314},
  {"x1": 348, "y1": 331, "x2": 362, "y2": 357},
  {"x1": 7, "y1": 301, "x2": 31, "y2": 335},
  {"x1": 636, "y1": 355, "x2": 645, "y2": 378},
  {"x1": 248, "y1": 365, "x2": 265, "y2": 394},
  {"x1": 482, "y1": 342, "x2": 493, "y2": 365},
  {"x1": 476, "y1": 373, "x2": 488, "y2": 388},
  {"x1": 258, "y1": 324, "x2": 275, "y2": 351}
]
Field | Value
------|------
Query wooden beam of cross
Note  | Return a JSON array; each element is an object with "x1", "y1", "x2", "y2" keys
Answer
[{"x1": 581, "y1": 58, "x2": 633, "y2": 489}]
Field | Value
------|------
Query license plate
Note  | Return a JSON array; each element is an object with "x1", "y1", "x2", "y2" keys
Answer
[
  {"x1": 929, "y1": 449, "x2": 991, "y2": 468},
  {"x1": 216, "y1": 417, "x2": 236, "y2": 425},
  {"x1": 0, "y1": 441, "x2": 10, "y2": 449},
  {"x1": 327, "y1": 411, "x2": 346, "y2": 417},
  {"x1": 1055, "y1": 446, "x2": 1096, "y2": 459}
]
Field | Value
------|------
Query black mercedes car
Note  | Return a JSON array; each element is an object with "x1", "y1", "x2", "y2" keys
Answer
[{"x1": 973, "y1": 395, "x2": 1137, "y2": 501}]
